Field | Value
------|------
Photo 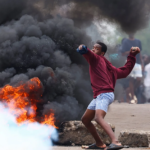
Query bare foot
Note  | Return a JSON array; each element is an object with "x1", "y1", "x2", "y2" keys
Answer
[
  {"x1": 82, "y1": 143, "x2": 106, "y2": 149},
  {"x1": 96, "y1": 144, "x2": 106, "y2": 148},
  {"x1": 112, "y1": 141, "x2": 122, "y2": 146}
]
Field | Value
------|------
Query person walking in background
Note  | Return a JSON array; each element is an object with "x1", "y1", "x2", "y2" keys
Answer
[
  {"x1": 144, "y1": 55, "x2": 150, "y2": 103},
  {"x1": 121, "y1": 34, "x2": 144, "y2": 103},
  {"x1": 142, "y1": 54, "x2": 149, "y2": 67}
]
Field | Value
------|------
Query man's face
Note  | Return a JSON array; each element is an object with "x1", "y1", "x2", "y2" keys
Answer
[{"x1": 92, "y1": 44, "x2": 104, "y2": 56}]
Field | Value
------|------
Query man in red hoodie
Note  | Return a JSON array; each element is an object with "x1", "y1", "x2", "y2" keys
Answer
[{"x1": 77, "y1": 42, "x2": 140, "y2": 150}]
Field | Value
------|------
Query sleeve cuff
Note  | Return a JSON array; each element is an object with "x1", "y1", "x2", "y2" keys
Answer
[{"x1": 129, "y1": 52, "x2": 136, "y2": 57}]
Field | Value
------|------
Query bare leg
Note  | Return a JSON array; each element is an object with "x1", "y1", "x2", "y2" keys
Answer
[
  {"x1": 81, "y1": 109, "x2": 106, "y2": 148},
  {"x1": 129, "y1": 77, "x2": 134, "y2": 100},
  {"x1": 95, "y1": 109, "x2": 121, "y2": 145}
]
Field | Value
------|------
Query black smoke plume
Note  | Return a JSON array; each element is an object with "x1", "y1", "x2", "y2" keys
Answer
[
  {"x1": 43, "y1": 0, "x2": 150, "y2": 33},
  {"x1": 0, "y1": 15, "x2": 93, "y2": 122},
  {"x1": 1, "y1": 0, "x2": 150, "y2": 33},
  {"x1": 0, "y1": 0, "x2": 150, "y2": 123}
]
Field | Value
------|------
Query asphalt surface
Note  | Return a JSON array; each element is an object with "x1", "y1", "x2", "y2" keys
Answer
[{"x1": 52, "y1": 146, "x2": 150, "y2": 150}]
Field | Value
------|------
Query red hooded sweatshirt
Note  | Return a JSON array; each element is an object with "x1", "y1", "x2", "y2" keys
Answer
[{"x1": 83, "y1": 48, "x2": 136, "y2": 98}]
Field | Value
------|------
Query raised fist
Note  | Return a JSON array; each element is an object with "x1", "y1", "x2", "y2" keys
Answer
[{"x1": 130, "y1": 47, "x2": 140, "y2": 55}]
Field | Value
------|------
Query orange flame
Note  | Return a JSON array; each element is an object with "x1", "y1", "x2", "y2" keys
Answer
[
  {"x1": 42, "y1": 114, "x2": 58, "y2": 129},
  {"x1": 0, "y1": 77, "x2": 57, "y2": 128}
]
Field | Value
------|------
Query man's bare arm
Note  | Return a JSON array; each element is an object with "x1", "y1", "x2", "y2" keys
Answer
[{"x1": 140, "y1": 53, "x2": 144, "y2": 71}]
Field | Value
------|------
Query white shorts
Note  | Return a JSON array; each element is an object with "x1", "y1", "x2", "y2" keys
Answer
[
  {"x1": 129, "y1": 63, "x2": 142, "y2": 78},
  {"x1": 87, "y1": 92, "x2": 114, "y2": 113}
]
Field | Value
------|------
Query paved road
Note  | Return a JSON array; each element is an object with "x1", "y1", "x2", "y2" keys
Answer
[
  {"x1": 52, "y1": 103, "x2": 150, "y2": 150},
  {"x1": 105, "y1": 103, "x2": 150, "y2": 138},
  {"x1": 52, "y1": 146, "x2": 150, "y2": 150}
]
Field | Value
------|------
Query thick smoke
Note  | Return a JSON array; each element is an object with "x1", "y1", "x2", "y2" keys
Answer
[
  {"x1": 43, "y1": 0, "x2": 150, "y2": 33},
  {"x1": 1, "y1": 0, "x2": 150, "y2": 33},
  {"x1": 0, "y1": 0, "x2": 26, "y2": 24},
  {"x1": 0, "y1": 0, "x2": 150, "y2": 123}
]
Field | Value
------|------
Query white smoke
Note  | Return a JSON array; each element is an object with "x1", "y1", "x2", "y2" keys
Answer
[{"x1": 0, "y1": 102, "x2": 57, "y2": 150}]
